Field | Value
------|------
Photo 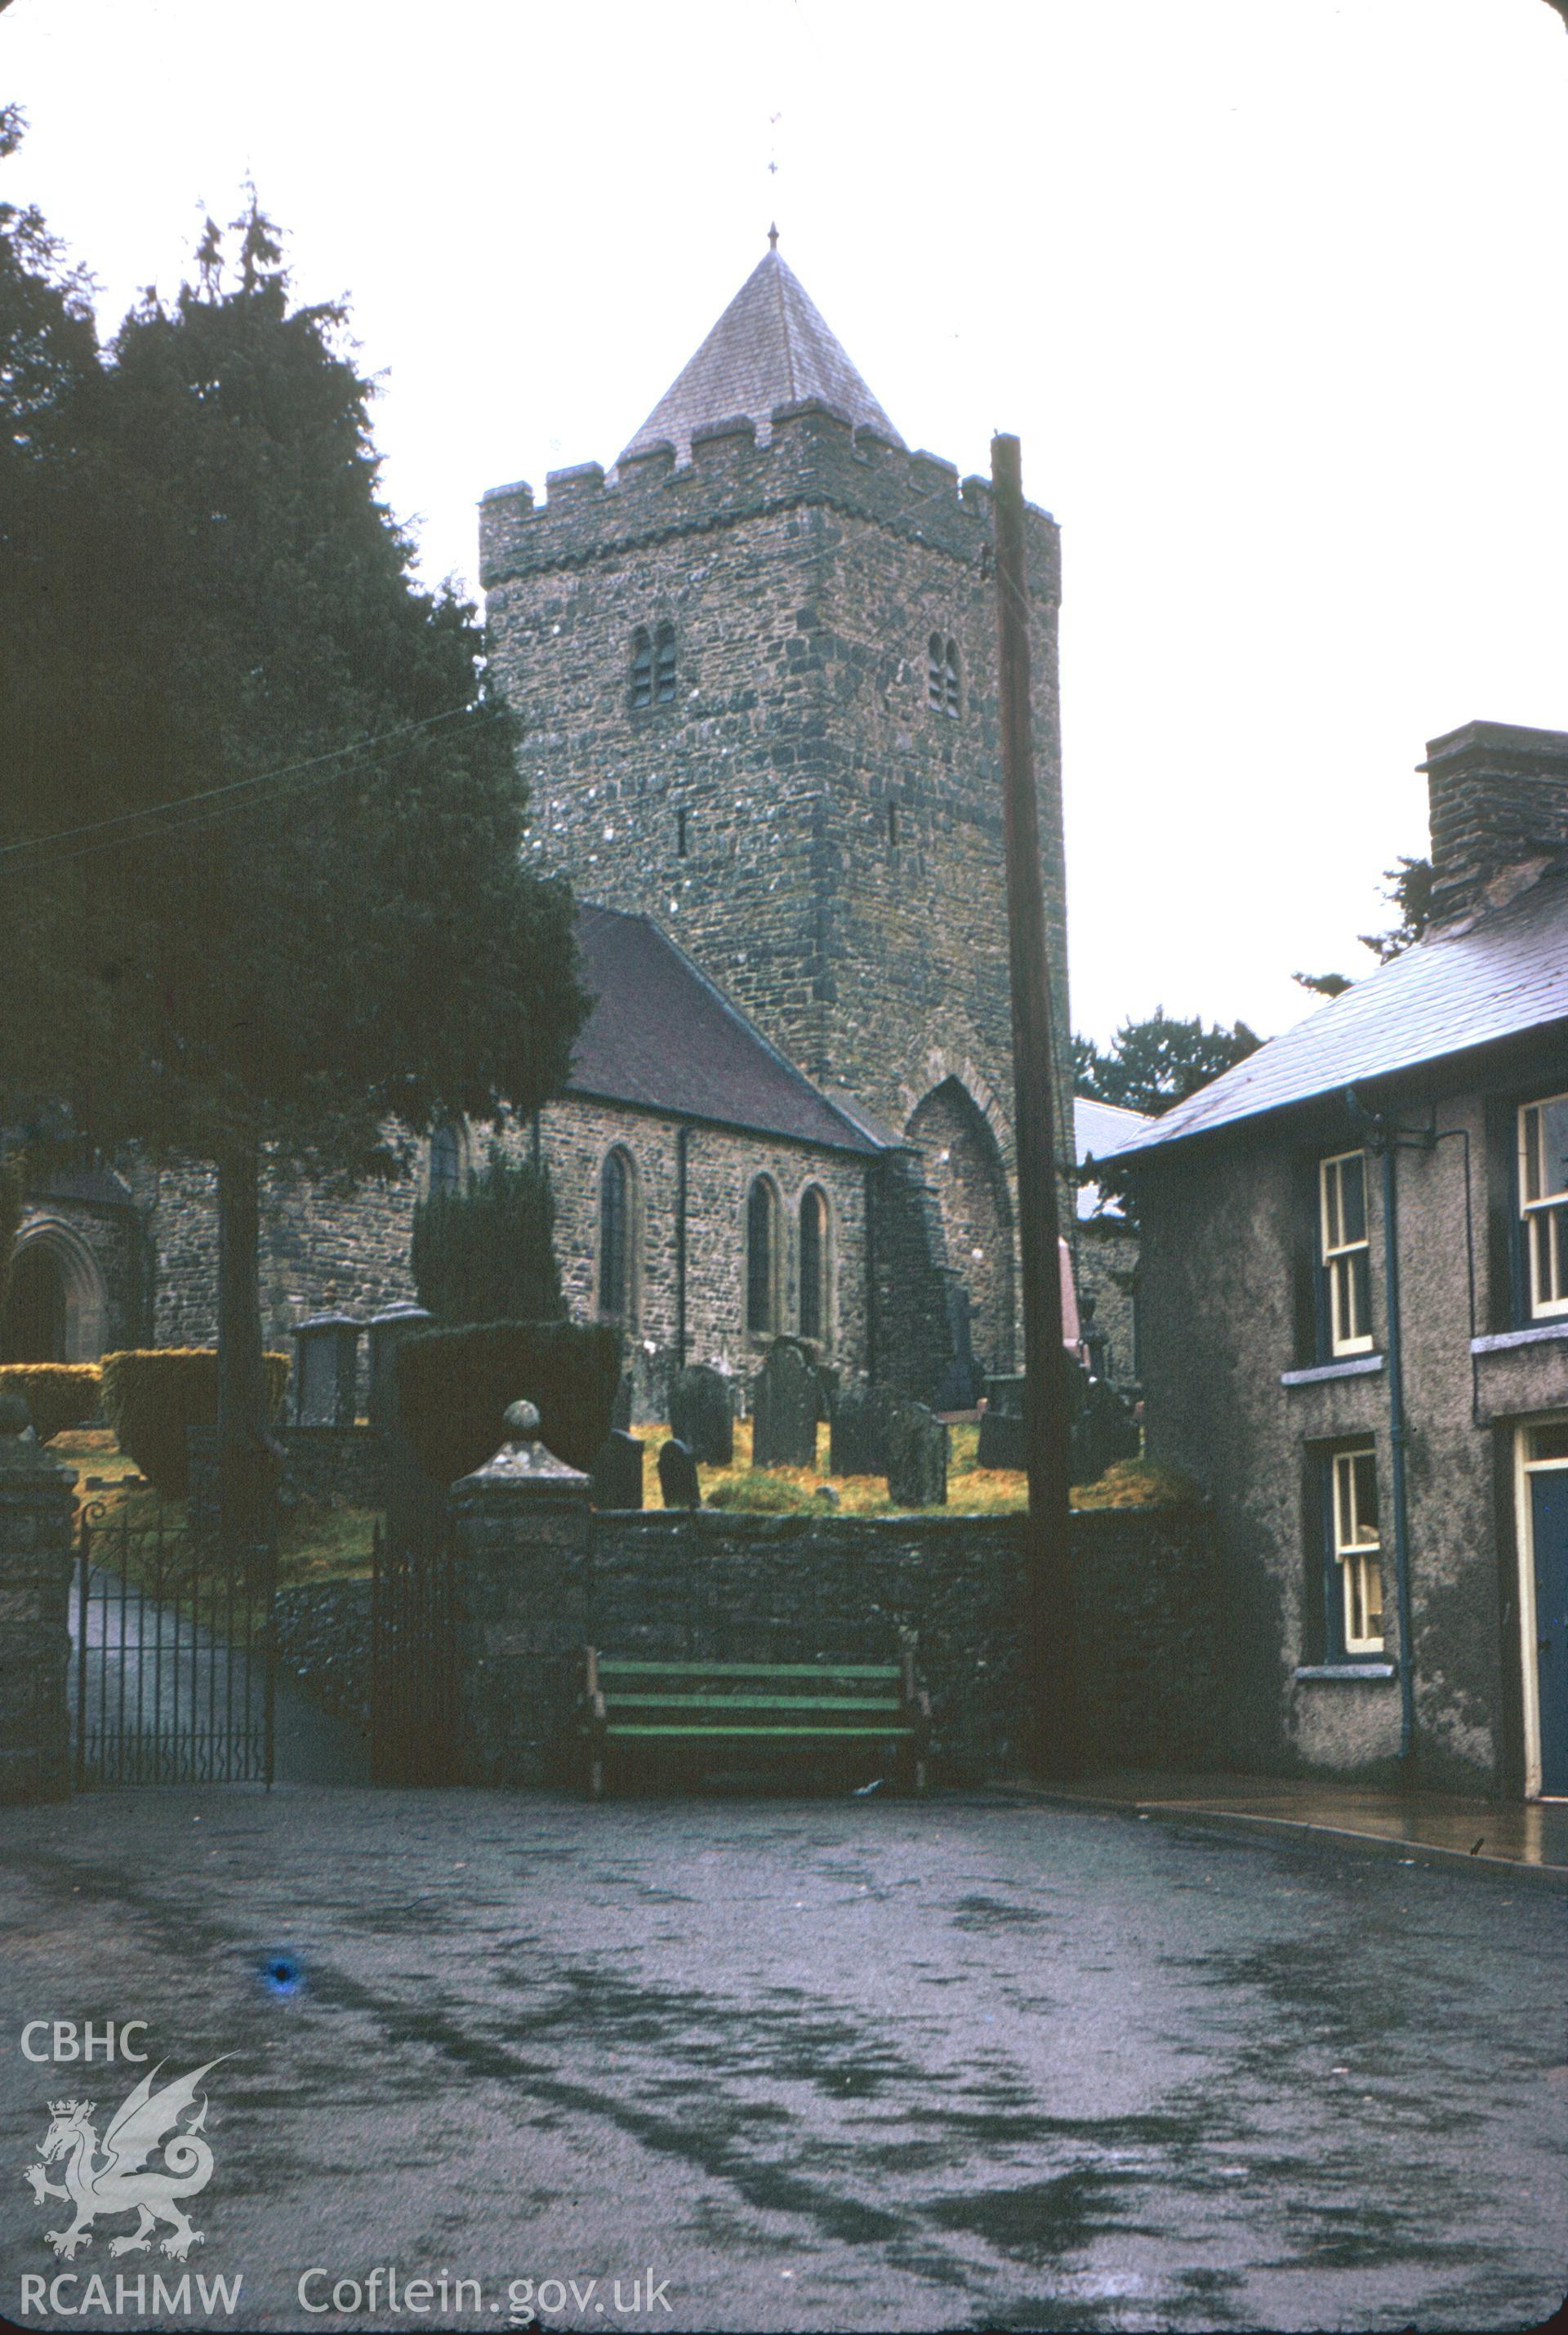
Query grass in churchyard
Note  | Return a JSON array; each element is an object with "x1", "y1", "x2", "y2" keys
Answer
[
  {"x1": 630, "y1": 1419, "x2": 1191, "y2": 1515},
  {"x1": 55, "y1": 1428, "x2": 378, "y2": 1586},
  {"x1": 630, "y1": 1417, "x2": 1030, "y2": 1516}
]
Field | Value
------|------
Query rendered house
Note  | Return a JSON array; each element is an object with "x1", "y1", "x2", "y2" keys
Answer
[{"x1": 1120, "y1": 720, "x2": 1568, "y2": 1800}]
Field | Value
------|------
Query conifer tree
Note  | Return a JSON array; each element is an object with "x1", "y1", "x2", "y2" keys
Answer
[{"x1": 2, "y1": 192, "x2": 582, "y2": 1531}]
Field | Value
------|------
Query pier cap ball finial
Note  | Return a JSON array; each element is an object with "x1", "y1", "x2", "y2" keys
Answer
[{"x1": 503, "y1": 1400, "x2": 541, "y2": 1441}]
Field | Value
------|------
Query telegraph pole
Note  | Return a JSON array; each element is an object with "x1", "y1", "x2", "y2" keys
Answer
[{"x1": 991, "y1": 431, "x2": 1081, "y2": 1776}]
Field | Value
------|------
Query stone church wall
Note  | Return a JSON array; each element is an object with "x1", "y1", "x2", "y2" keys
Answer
[
  {"x1": 537, "y1": 1096, "x2": 870, "y2": 1419},
  {"x1": 136, "y1": 1106, "x2": 873, "y2": 1421},
  {"x1": 1074, "y1": 1217, "x2": 1141, "y2": 1390},
  {"x1": 147, "y1": 1150, "x2": 422, "y2": 1359}
]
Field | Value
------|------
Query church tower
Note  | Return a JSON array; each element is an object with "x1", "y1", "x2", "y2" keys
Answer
[{"x1": 480, "y1": 241, "x2": 1072, "y2": 1384}]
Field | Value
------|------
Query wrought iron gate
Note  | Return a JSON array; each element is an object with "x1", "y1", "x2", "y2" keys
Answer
[
  {"x1": 369, "y1": 1515, "x2": 458, "y2": 1785},
  {"x1": 74, "y1": 1504, "x2": 276, "y2": 1787}
]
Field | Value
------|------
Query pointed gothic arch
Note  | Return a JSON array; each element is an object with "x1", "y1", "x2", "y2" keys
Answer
[
  {"x1": 906, "y1": 1078, "x2": 1017, "y2": 1383},
  {"x1": 2, "y1": 1218, "x2": 108, "y2": 1363}
]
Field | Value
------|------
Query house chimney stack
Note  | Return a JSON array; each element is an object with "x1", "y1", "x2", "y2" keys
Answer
[{"x1": 1420, "y1": 720, "x2": 1568, "y2": 926}]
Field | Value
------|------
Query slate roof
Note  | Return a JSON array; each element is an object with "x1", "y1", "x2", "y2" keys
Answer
[
  {"x1": 38, "y1": 1167, "x2": 136, "y2": 1210},
  {"x1": 1116, "y1": 866, "x2": 1568, "y2": 1161},
  {"x1": 568, "y1": 905, "x2": 884, "y2": 1154},
  {"x1": 1072, "y1": 1096, "x2": 1150, "y2": 1220},
  {"x1": 619, "y1": 243, "x2": 904, "y2": 465}
]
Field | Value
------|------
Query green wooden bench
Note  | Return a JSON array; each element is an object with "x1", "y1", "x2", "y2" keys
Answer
[{"x1": 582, "y1": 1642, "x2": 930, "y2": 1798}]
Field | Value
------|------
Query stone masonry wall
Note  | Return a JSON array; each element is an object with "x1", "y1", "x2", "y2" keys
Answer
[
  {"x1": 149, "y1": 1150, "x2": 422, "y2": 1362},
  {"x1": 1075, "y1": 1217, "x2": 1140, "y2": 1390},
  {"x1": 480, "y1": 405, "x2": 1078, "y2": 1341},
  {"x1": 145, "y1": 1101, "x2": 872, "y2": 1423},
  {"x1": 537, "y1": 1097, "x2": 869, "y2": 1418},
  {"x1": 0, "y1": 1425, "x2": 77, "y2": 1802},
  {"x1": 442, "y1": 1499, "x2": 1222, "y2": 1789}
]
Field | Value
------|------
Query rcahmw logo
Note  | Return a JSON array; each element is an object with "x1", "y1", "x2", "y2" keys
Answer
[{"x1": 20, "y1": 2034, "x2": 231, "y2": 2271}]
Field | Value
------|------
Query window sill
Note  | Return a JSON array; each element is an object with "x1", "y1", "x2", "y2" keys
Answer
[
  {"x1": 1471, "y1": 1321, "x2": 1568, "y2": 1355},
  {"x1": 1280, "y1": 1355, "x2": 1385, "y2": 1388},
  {"x1": 1293, "y1": 1663, "x2": 1397, "y2": 1682}
]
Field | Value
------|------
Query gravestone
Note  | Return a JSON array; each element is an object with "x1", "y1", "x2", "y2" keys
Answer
[
  {"x1": 830, "y1": 1384, "x2": 891, "y2": 1477},
  {"x1": 1076, "y1": 1372, "x2": 1140, "y2": 1487},
  {"x1": 977, "y1": 1373, "x2": 1027, "y2": 1471},
  {"x1": 294, "y1": 1313, "x2": 361, "y2": 1427},
  {"x1": 590, "y1": 1429, "x2": 644, "y2": 1512},
  {"x1": 670, "y1": 1364, "x2": 733, "y2": 1467},
  {"x1": 933, "y1": 1283, "x2": 981, "y2": 1413},
  {"x1": 657, "y1": 1437, "x2": 702, "y2": 1510},
  {"x1": 887, "y1": 1400, "x2": 948, "y2": 1508},
  {"x1": 1080, "y1": 1294, "x2": 1111, "y2": 1386},
  {"x1": 367, "y1": 1304, "x2": 434, "y2": 1431},
  {"x1": 751, "y1": 1341, "x2": 818, "y2": 1470}
]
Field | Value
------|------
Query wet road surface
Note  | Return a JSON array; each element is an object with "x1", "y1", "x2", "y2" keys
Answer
[{"x1": 1, "y1": 1788, "x2": 1563, "y2": 2331}]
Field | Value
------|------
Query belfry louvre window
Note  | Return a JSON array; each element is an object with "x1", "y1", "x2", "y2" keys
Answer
[
  {"x1": 630, "y1": 629, "x2": 653, "y2": 710},
  {"x1": 630, "y1": 625, "x2": 675, "y2": 711},
  {"x1": 1520, "y1": 1094, "x2": 1568, "y2": 1320},
  {"x1": 927, "y1": 634, "x2": 960, "y2": 717},
  {"x1": 746, "y1": 1178, "x2": 780, "y2": 1336},
  {"x1": 1320, "y1": 1150, "x2": 1373, "y2": 1355},
  {"x1": 1330, "y1": 1446, "x2": 1384, "y2": 1655}
]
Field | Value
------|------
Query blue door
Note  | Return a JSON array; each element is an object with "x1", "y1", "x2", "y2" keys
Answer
[{"x1": 1533, "y1": 1470, "x2": 1568, "y2": 1795}]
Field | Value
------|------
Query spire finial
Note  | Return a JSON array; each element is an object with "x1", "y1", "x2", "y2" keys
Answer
[{"x1": 768, "y1": 222, "x2": 779, "y2": 252}]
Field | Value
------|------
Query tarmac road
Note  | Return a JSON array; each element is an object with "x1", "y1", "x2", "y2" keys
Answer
[{"x1": 1, "y1": 1786, "x2": 1563, "y2": 2333}]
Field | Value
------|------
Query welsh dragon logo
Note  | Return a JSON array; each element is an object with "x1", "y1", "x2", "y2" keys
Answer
[{"x1": 25, "y1": 2061, "x2": 226, "y2": 2261}]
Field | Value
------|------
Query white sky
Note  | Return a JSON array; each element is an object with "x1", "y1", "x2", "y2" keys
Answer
[{"x1": 5, "y1": 0, "x2": 1566, "y2": 1043}]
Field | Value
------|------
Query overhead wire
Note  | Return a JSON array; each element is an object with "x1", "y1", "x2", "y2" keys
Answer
[{"x1": 0, "y1": 703, "x2": 510, "y2": 878}]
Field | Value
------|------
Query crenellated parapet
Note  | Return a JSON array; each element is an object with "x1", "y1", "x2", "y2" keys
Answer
[{"x1": 479, "y1": 399, "x2": 1059, "y2": 599}]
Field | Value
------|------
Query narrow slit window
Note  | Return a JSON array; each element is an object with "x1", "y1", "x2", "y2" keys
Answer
[
  {"x1": 599, "y1": 1148, "x2": 633, "y2": 1321},
  {"x1": 746, "y1": 1177, "x2": 779, "y2": 1336},
  {"x1": 1320, "y1": 1150, "x2": 1373, "y2": 1355},
  {"x1": 1330, "y1": 1446, "x2": 1384, "y2": 1655},
  {"x1": 630, "y1": 628, "x2": 652, "y2": 711},
  {"x1": 800, "y1": 1186, "x2": 830, "y2": 1345},
  {"x1": 676, "y1": 807, "x2": 689, "y2": 859},
  {"x1": 1520, "y1": 1094, "x2": 1568, "y2": 1320},
  {"x1": 887, "y1": 800, "x2": 898, "y2": 847},
  {"x1": 429, "y1": 1121, "x2": 463, "y2": 1199},
  {"x1": 654, "y1": 623, "x2": 677, "y2": 704},
  {"x1": 927, "y1": 633, "x2": 943, "y2": 710},
  {"x1": 943, "y1": 638, "x2": 960, "y2": 717}
]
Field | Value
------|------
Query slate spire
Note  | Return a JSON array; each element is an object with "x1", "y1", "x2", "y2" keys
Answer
[{"x1": 619, "y1": 236, "x2": 904, "y2": 465}]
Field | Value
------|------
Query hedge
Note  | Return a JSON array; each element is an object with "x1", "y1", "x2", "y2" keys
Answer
[
  {"x1": 394, "y1": 1320, "x2": 622, "y2": 1485},
  {"x1": 0, "y1": 1362, "x2": 101, "y2": 1445},
  {"x1": 100, "y1": 1348, "x2": 292, "y2": 1500}
]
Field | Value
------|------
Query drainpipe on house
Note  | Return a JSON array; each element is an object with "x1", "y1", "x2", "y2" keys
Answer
[{"x1": 1370, "y1": 1115, "x2": 1419, "y2": 1767}]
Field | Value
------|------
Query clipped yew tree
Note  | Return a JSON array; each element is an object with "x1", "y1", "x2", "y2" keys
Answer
[
  {"x1": 100, "y1": 1350, "x2": 291, "y2": 1499},
  {"x1": 2, "y1": 195, "x2": 583, "y2": 1540},
  {"x1": 412, "y1": 1143, "x2": 565, "y2": 1327},
  {"x1": 395, "y1": 1321, "x2": 621, "y2": 1484}
]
